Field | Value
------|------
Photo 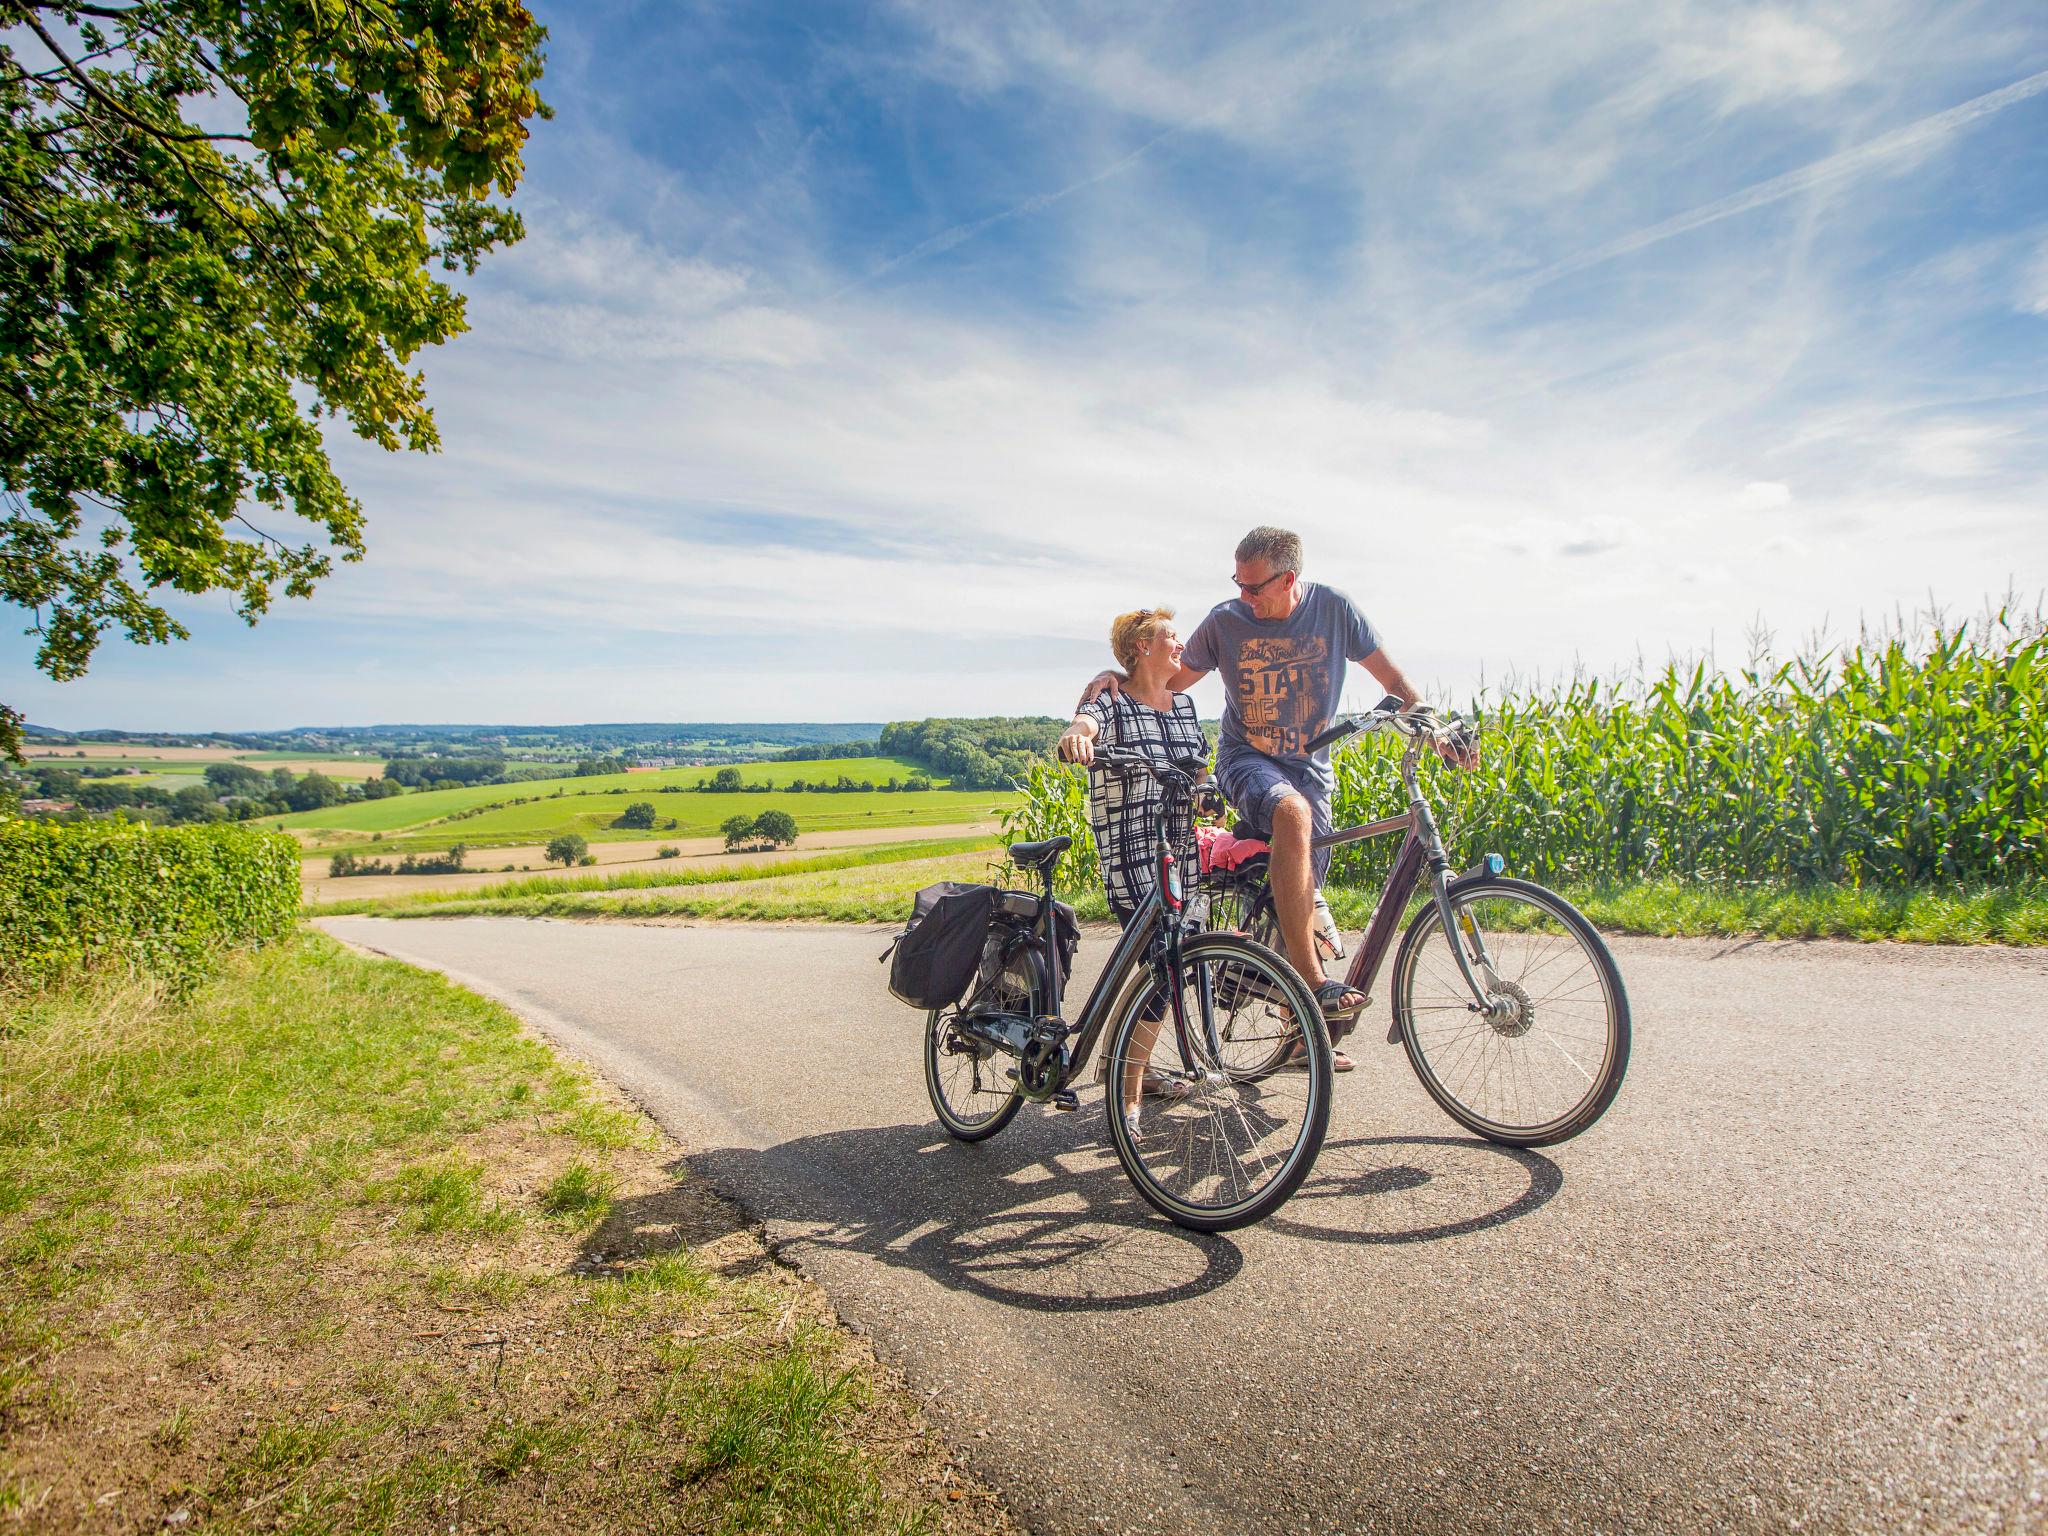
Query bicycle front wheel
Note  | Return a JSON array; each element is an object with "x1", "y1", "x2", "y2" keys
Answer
[
  {"x1": 1104, "y1": 934, "x2": 1332, "y2": 1232},
  {"x1": 1390, "y1": 877, "x2": 1630, "y2": 1147}
]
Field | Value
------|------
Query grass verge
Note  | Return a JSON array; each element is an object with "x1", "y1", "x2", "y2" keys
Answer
[
  {"x1": 307, "y1": 835, "x2": 1001, "y2": 917},
  {"x1": 1554, "y1": 877, "x2": 2048, "y2": 945},
  {"x1": 1314, "y1": 875, "x2": 2048, "y2": 946},
  {"x1": 359, "y1": 844, "x2": 2045, "y2": 945},
  {"x1": 0, "y1": 933, "x2": 1012, "y2": 1534}
]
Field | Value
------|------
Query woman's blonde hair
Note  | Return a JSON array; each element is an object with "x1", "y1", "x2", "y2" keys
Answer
[{"x1": 1110, "y1": 607, "x2": 1176, "y2": 673}]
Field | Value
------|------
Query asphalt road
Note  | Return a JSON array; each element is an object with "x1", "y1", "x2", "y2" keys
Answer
[{"x1": 319, "y1": 915, "x2": 2048, "y2": 1535}]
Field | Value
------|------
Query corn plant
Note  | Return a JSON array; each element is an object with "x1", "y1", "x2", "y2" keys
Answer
[{"x1": 1008, "y1": 608, "x2": 2046, "y2": 893}]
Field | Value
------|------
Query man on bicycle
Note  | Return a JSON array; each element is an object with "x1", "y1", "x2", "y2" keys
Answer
[{"x1": 1084, "y1": 525, "x2": 1463, "y2": 1068}]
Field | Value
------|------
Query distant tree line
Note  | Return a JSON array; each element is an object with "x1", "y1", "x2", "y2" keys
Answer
[
  {"x1": 694, "y1": 767, "x2": 933, "y2": 794},
  {"x1": 382, "y1": 755, "x2": 507, "y2": 788},
  {"x1": 775, "y1": 740, "x2": 879, "y2": 761},
  {"x1": 14, "y1": 762, "x2": 406, "y2": 825},
  {"x1": 878, "y1": 718, "x2": 1063, "y2": 790},
  {"x1": 330, "y1": 845, "x2": 469, "y2": 877}
]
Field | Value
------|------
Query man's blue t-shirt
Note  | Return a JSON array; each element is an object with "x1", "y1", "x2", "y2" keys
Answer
[{"x1": 1184, "y1": 581, "x2": 1381, "y2": 791}]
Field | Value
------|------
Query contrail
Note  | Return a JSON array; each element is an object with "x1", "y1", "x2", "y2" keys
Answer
[
  {"x1": 828, "y1": 13, "x2": 1377, "y2": 300},
  {"x1": 1486, "y1": 65, "x2": 2048, "y2": 305},
  {"x1": 831, "y1": 119, "x2": 1191, "y2": 300}
]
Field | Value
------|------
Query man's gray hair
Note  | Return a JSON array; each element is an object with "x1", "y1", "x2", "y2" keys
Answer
[{"x1": 1236, "y1": 526, "x2": 1302, "y2": 574}]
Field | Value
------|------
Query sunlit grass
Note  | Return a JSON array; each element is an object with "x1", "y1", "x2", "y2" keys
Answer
[{"x1": 0, "y1": 935, "x2": 961, "y2": 1533}]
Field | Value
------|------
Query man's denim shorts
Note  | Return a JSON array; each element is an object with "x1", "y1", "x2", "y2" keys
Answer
[{"x1": 1215, "y1": 749, "x2": 1334, "y2": 881}]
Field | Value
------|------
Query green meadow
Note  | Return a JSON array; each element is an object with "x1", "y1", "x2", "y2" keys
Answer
[
  {"x1": 391, "y1": 789, "x2": 1012, "y2": 851},
  {"x1": 269, "y1": 755, "x2": 1018, "y2": 851}
]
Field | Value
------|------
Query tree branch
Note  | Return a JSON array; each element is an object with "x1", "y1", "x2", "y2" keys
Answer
[{"x1": 7, "y1": 3, "x2": 252, "y2": 143}]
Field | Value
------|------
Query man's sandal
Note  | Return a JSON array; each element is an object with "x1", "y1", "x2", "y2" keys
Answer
[
  {"x1": 1298, "y1": 979, "x2": 1364, "y2": 1071},
  {"x1": 1315, "y1": 978, "x2": 1367, "y2": 1022}
]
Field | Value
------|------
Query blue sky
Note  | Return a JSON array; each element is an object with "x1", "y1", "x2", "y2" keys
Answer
[{"x1": 11, "y1": 0, "x2": 2048, "y2": 730}]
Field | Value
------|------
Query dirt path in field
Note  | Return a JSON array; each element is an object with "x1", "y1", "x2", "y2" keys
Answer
[{"x1": 301, "y1": 821, "x2": 998, "y2": 902}]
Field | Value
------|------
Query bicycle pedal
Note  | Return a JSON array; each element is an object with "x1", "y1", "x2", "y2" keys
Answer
[{"x1": 1049, "y1": 1089, "x2": 1080, "y2": 1112}]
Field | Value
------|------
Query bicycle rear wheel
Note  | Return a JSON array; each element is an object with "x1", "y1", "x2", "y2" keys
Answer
[
  {"x1": 1104, "y1": 934, "x2": 1331, "y2": 1231},
  {"x1": 1390, "y1": 877, "x2": 1630, "y2": 1147},
  {"x1": 1195, "y1": 874, "x2": 1296, "y2": 1080},
  {"x1": 925, "y1": 1010, "x2": 1022, "y2": 1141}
]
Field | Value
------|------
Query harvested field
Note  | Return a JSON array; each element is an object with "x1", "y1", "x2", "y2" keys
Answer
[
  {"x1": 23, "y1": 745, "x2": 387, "y2": 779},
  {"x1": 301, "y1": 821, "x2": 999, "y2": 902}
]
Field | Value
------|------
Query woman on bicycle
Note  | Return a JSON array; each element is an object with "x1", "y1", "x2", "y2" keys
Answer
[{"x1": 1057, "y1": 606, "x2": 1208, "y2": 1136}]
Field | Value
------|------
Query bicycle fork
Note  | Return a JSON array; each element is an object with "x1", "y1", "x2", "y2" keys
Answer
[
  {"x1": 1417, "y1": 798, "x2": 1515, "y2": 1015},
  {"x1": 1351, "y1": 798, "x2": 1505, "y2": 1015}
]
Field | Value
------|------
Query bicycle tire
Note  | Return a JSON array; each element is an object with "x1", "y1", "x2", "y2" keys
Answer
[
  {"x1": 1104, "y1": 934, "x2": 1332, "y2": 1231},
  {"x1": 1390, "y1": 876, "x2": 1630, "y2": 1147},
  {"x1": 924, "y1": 1009, "x2": 1023, "y2": 1141},
  {"x1": 1196, "y1": 876, "x2": 1298, "y2": 1081}
]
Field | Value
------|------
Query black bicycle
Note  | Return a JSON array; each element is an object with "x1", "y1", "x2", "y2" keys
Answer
[
  {"x1": 1197, "y1": 699, "x2": 1631, "y2": 1148},
  {"x1": 924, "y1": 751, "x2": 1334, "y2": 1232}
]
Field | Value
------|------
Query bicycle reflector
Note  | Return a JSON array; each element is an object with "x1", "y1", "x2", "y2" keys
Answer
[{"x1": 1464, "y1": 853, "x2": 1504, "y2": 878}]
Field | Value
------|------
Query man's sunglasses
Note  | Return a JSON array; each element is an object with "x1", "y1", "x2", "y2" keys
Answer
[{"x1": 1232, "y1": 570, "x2": 1291, "y2": 596}]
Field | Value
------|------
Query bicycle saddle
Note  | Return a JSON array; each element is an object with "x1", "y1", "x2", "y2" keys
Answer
[{"x1": 1006, "y1": 836, "x2": 1071, "y2": 868}]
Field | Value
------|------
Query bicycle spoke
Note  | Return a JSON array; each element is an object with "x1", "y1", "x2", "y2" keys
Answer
[
  {"x1": 1397, "y1": 887, "x2": 1624, "y2": 1142},
  {"x1": 1113, "y1": 938, "x2": 1327, "y2": 1228}
]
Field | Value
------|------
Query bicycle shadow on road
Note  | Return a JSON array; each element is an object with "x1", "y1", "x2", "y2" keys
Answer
[
  {"x1": 686, "y1": 1111, "x2": 1240, "y2": 1313},
  {"x1": 584, "y1": 1109, "x2": 1561, "y2": 1314},
  {"x1": 1267, "y1": 1133, "x2": 1562, "y2": 1245}
]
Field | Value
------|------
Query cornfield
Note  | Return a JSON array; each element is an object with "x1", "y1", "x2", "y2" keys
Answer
[{"x1": 1005, "y1": 610, "x2": 2046, "y2": 894}]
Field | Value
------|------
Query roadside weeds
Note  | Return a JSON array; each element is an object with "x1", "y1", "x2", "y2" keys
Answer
[{"x1": 0, "y1": 934, "x2": 1016, "y2": 1535}]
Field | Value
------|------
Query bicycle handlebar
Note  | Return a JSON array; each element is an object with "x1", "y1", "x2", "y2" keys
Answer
[
  {"x1": 1091, "y1": 749, "x2": 1207, "y2": 787},
  {"x1": 1304, "y1": 696, "x2": 1476, "y2": 756}
]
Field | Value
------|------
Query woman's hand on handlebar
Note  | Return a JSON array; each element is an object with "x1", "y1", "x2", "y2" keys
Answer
[{"x1": 1057, "y1": 719, "x2": 1097, "y2": 765}]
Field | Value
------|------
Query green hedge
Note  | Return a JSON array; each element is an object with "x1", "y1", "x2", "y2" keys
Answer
[{"x1": 0, "y1": 820, "x2": 298, "y2": 991}]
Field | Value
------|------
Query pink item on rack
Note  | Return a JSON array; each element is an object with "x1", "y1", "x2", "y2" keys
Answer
[{"x1": 1195, "y1": 824, "x2": 1270, "y2": 874}]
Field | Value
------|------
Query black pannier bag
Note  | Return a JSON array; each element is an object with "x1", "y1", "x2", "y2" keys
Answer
[
  {"x1": 994, "y1": 889, "x2": 1081, "y2": 999},
  {"x1": 885, "y1": 882, "x2": 1001, "y2": 1011}
]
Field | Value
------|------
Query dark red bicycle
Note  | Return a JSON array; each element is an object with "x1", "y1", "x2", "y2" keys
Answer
[{"x1": 1196, "y1": 698, "x2": 1631, "y2": 1148}]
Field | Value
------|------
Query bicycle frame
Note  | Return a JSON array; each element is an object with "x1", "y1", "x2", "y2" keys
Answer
[
  {"x1": 1005, "y1": 760, "x2": 1229, "y2": 1097},
  {"x1": 1307, "y1": 734, "x2": 1506, "y2": 1010}
]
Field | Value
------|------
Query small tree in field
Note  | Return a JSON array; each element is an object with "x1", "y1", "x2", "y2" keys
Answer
[
  {"x1": 753, "y1": 809, "x2": 798, "y2": 849},
  {"x1": 720, "y1": 814, "x2": 757, "y2": 852},
  {"x1": 617, "y1": 801, "x2": 656, "y2": 829},
  {"x1": 545, "y1": 833, "x2": 588, "y2": 868}
]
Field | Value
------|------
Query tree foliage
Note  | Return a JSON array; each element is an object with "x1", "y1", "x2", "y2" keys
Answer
[
  {"x1": 720, "y1": 808, "x2": 798, "y2": 851},
  {"x1": 543, "y1": 831, "x2": 585, "y2": 868},
  {"x1": 878, "y1": 717, "x2": 1063, "y2": 789},
  {"x1": 0, "y1": 0, "x2": 550, "y2": 720},
  {"x1": 753, "y1": 808, "x2": 796, "y2": 847}
]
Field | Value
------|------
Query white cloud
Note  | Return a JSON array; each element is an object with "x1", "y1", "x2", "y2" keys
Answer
[
  {"x1": 2016, "y1": 237, "x2": 2048, "y2": 315},
  {"x1": 1895, "y1": 423, "x2": 2018, "y2": 479},
  {"x1": 22, "y1": 1, "x2": 2048, "y2": 728},
  {"x1": 1665, "y1": 9, "x2": 1856, "y2": 111}
]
